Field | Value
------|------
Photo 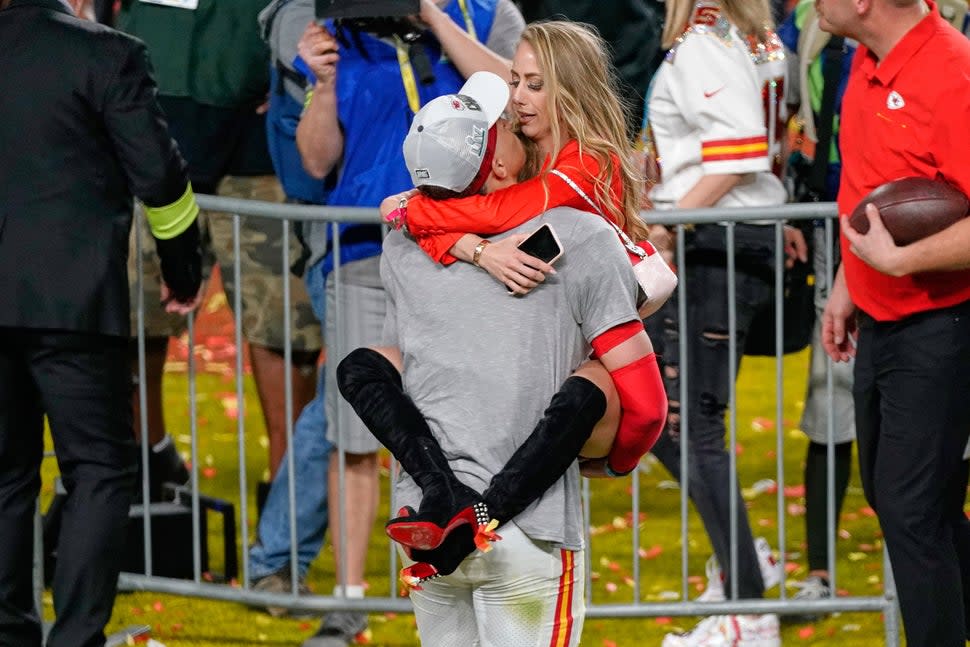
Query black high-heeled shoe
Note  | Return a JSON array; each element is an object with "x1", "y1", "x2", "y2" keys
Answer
[{"x1": 386, "y1": 501, "x2": 499, "y2": 552}]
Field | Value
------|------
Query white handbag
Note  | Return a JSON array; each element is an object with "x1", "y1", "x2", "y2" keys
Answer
[{"x1": 549, "y1": 170, "x2": 678, "y2": 318}]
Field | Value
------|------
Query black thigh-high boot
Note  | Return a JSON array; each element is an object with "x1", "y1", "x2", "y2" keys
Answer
[
  {"x1": 481, "y1": 375, "x2": 607, "y2": 525},
  {"x1": 400, "y1": 376, "x2": 608, "y2": 589},
  {"x1": 336, "y1": 348, "x2": 480, "y2": 549}
]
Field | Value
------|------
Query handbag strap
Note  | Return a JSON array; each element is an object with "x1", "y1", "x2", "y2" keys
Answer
[
  {"x1": 548, "y1": 169, "x2": 646, "y2": 259},
  {"x1": 807, "y1": 35, "x2": 845, "y2": 195}
]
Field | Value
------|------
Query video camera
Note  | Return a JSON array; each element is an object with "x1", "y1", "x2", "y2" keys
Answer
[
  {"x1": 315, "y1": 0, "x2": 420, "y2": 20},
  {"x1": 316, "y1": 0, "x2": 436, "y2": 86}
]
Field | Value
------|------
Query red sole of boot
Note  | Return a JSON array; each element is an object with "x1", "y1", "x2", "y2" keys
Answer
[
  {"x1": 385, "y1": 521, "x2": 450, "y2": 550},
  {"x1": 385, "y1": 505, "x2": 478, "y2": 550}
]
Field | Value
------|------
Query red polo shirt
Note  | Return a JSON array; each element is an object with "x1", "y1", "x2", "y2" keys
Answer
[{"x1": 838, "y1": 0, "x2": 970, "y2": 321}]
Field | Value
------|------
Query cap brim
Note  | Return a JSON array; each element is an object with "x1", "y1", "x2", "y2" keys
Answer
[{"x1": 457, "y1": 71, "x2": 510, "y2": 128}]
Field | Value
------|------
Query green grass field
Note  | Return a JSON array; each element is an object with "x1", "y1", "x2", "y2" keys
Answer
[{"x1": 40, "y1": 348, "x2": 903, "y2": 646}]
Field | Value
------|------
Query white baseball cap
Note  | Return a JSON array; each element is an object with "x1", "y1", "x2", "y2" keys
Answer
[{"x1": 403, "y1": 71, "x2": 510, "y2": 196}]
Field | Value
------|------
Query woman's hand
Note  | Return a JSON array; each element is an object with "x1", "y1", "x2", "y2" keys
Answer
[{"x1": 477, "y1": 234, "x2": 557, "y2": 295}]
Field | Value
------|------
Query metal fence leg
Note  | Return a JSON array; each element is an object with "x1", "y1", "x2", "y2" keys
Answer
[
  {"x1": 33, "y1": 499, "x2": 49, "y2": 640},
  {"x1": 882, "y1": 547, "x2": 901, "y2": 646}
]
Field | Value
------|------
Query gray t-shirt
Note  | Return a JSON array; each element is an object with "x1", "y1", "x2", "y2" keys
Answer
[{"x1": 381, "y1": 208, "x2": 640, "y2": 550}]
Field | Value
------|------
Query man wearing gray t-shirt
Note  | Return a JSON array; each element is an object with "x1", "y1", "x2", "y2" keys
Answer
[{"x1": 336, "y1": 73, "x2": 666, "y2": 646}]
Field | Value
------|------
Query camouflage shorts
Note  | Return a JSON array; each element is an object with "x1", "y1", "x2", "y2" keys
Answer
[{"x1": 128, "y1": 175, "x2": 322, "y2": 352}]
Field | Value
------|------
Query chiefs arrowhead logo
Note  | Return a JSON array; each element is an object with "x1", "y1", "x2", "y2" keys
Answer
[{"x1": 887, "y1": 90, "x2": 905, "y2": 110}]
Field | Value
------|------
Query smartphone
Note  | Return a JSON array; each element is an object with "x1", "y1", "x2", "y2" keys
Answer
[{"x1": 517, "y1": 223, "x2": 563, "y2": 265}]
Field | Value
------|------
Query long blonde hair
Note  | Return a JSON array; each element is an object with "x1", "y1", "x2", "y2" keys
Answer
[
  {"x1": 662, "y1": 0, "x2": 775, "y2": 49},
  {"x1": 520, "y1": 21, "x2": 650, "y2": 242}
]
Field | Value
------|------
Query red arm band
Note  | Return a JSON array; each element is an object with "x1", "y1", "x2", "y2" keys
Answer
[
  {"x1": 605, "y1": 353, "x2": 668, "y2": 476},
  {"x1": 590, "y1": 319, "x2": 643, "y2": 358}
]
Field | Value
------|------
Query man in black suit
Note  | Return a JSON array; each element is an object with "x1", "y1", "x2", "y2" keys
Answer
[{"x1": 0, "y1": 0, "x2": 203, "y2": 645}]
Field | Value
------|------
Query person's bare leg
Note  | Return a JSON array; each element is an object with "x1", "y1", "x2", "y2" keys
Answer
[
  {"x1": 329, "y1": 450, "x2": 380, "y2": 586},
  {"x1": 250, "y1": 343, "x2": 319, "y2": 478},
  {"x1": 573, "y1": 360, "x2": 620, "y2": 459}
]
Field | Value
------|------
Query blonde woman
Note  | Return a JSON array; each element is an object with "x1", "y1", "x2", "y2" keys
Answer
[
  {"x1": 644, "y1": 1, "x2": 805, "y2": 646},
  {"x1": 385, "y1": 18, "x2": 651, "y2": 283}
]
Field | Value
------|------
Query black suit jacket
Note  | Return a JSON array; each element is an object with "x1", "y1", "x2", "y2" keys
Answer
[{"x1": 0, "y1": 0, "x2": 192, "y2": 336}]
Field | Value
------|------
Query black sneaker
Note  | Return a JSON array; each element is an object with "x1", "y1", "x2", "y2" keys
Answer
[
  {"x1": 302, "y1": 610, "x2": 368, "y2": 647},
  {"x1": 143, "y1": 436, "x2": 190, "y2": 501}
]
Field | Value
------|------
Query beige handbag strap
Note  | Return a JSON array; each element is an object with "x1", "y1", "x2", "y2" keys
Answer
[{"x1": 548, "y1": 169, "x2": 646, "y2": 260}]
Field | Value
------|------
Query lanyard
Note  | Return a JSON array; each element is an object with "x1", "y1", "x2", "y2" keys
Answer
[
  {"x1": 457, "y1": 0, "x2": 478, "y2": 41},
  {"x1": 394, "y1": 36, "x2": 423, "y2": 114},
  {"x1": 395, "y1": 0, "x2": 479, "y2": 114}
]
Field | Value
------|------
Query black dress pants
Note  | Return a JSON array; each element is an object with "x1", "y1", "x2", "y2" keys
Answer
[
  {"x1": 0, "y1": 329, "x2": 135, "y2": 647},
  {"x1": 854, "y1": 299, "x2": 970, "y2": 647}
]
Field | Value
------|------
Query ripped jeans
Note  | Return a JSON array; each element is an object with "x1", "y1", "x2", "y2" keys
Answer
[{"x1": 648, "y1": 223, "x2": 776, "y2": 599}]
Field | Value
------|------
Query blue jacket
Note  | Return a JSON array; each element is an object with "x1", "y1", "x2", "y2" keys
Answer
[{"x1": 266, "y1": 65, "x2": 334, "y2": 205}]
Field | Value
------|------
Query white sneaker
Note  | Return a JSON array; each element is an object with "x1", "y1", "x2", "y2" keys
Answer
[
  {"x1": 661, "y1": 614, "x2": 781, "y2": 647},
  {"x1": 788, "y1": 575, "x2": 832, "y2": 621},
  {"x1": 697, "y1": 538, "x2": 783, "y2": 602},
  {"x1": 696, "y1": 555, "x2": 725, "y2": 602}
]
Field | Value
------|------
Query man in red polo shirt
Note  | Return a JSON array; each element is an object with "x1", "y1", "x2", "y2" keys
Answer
[{"x1": 817, "y1": 1, "x2": 970, "y2": 646}]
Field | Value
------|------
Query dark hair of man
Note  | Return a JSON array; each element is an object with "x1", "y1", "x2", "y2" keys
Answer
[
  {"x1": 516, "y1": 131, "x2": 540, "y2": 183},
  {"x1": 418, "y1": 185, "x2": 465, "y2": 200}
]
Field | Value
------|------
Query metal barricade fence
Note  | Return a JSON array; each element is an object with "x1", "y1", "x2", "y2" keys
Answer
[{"x1": 40, "y1": 196, "x2": 898, "y2": 644}]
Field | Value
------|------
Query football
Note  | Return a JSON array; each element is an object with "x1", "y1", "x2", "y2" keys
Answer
[{"x1": 848, "y1": 177, "x2": 969, "y2": 246}]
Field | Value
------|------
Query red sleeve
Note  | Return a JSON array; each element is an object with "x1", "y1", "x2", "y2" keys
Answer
[
  {"x1": 414, "y1": 232, "x2": 463, "y2": 265},
  {"x1": 604, "y1": 353, "x2": 667, "y2": 476},
  {"x1": 407, "y1": 143, "x2": 616, "y2": 263}
]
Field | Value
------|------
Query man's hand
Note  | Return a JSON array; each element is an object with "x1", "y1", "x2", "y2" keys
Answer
[
  {"x1": 783, "y1": 224, "x2": 809, "y2": 269},
  {"x1": 820, "y1": 265, "x2": 857, "y2": 362},
  {"x1": 161, "y1": 280, "x2": 206, "y2": 316},
  {"x1": 578, "y1": 457, "x2": 615, "y2": 479},
  {"x1": 477, "y1": 234, "x2": 556, "y2": 295},
  {"x1": 417, "y1": 0, "x2": 446, "y2": 27},
  {"x1": 841, "y1": 205, "x2": 909, "y2": 276},
  {"x1": 380, "y1": 189, "x2": 418, "y2": 228},
  {"x1": 298, "y1": 22, "x2": 340, "y2": 87}
]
